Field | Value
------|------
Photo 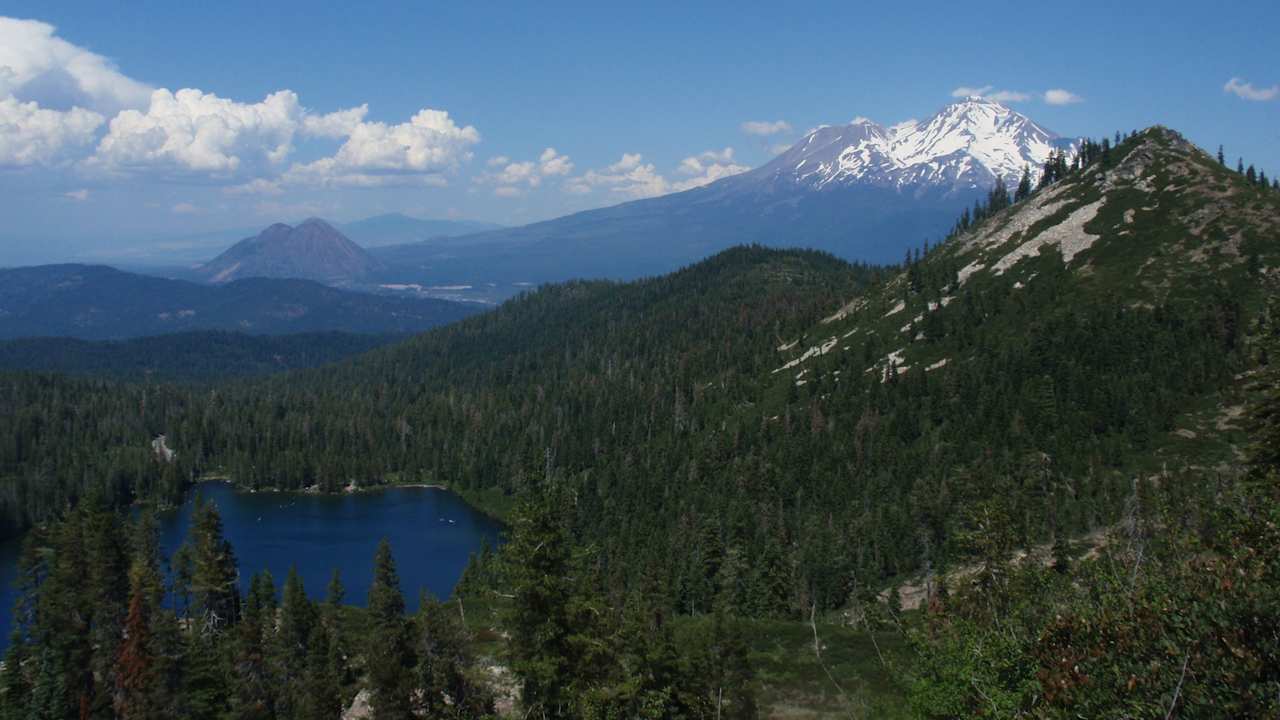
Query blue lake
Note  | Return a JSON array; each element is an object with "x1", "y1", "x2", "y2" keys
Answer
[{"x1": 0, "y1": 482, "x2": 504, "y2": 649}]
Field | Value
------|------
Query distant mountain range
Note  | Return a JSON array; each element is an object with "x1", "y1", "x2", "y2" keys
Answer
[
  {"x1": 0, "y1": 264, "x2": 480, "y2": 340},
  {"x1": 370, "y1": 97, "x2": 1079, "y2": 284},
  {"x1": 68, "y1": 99, "x2": 1078, "y2": 301}
]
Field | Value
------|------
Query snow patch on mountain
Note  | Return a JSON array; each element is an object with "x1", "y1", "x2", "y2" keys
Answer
[{"x1": 752, "y1": 97, "x2": 1077, "y2": 197}]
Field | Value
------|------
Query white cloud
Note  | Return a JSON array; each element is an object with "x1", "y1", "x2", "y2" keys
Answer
[
  {"x1": 324, "y1": 108, "x2": 478, "y2": 172},
  {"x1": 538, "y1": 147, "x2": 573, "y2": 177},
  {"x1": 64, "y1": 188, "x2": 88, "y2": 201},
  {"x1": 0, "y1": 95, "x2": 102, "y2": 166},
  {"x1": 90, "y1": 88, "x2": 304, "y2": 176},
  {"x1": 566, "y1": 148, "x2": 748, "y2": 199},
  {"x1": 955, "y1": 84, "x2": 1082, "y2": 105},
  {"x1": 301, "y1": 104, "x2": 369, "y2": 138},
  {"x1": 1043, "y1": 88, "x2": 1083, "y2": 105},
  {"x1": 287, "y1": 108, "x2": 479, "y2": 187},
  {"x1": 492, "y1": 160, "x2": 537, "y2": 186},
  {"x1": 741, "y1": 120, "x2": 791, "y2": 136},
  {"x1": 171, "y1": 202, "x2": 201, "y2": 214},
  {"x1": 565, "y1": 153, "x2": 667, "y2": 198},
  {"x1": 478, "y1": 147, "x2": 574, "y2": 196},
  {"x1": 0, "y1": 16, "x2": 480, "y2": 190},
  {"x1": 1223, "y1": 77, "x2": 1279, "y2": 102},
  {"x1": 0, "y1": 17, "x2": 152, "y2": 115},
  {"x1": 673, "y1": 147, "x2": 749, "y2": 191}
]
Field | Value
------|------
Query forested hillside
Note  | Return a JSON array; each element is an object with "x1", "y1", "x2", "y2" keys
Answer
[
  {"x1": 0, "y1": 332, "x2": 398, "y2": 382},
  {"x1": 1, "y1": 125, "x2": 1279, "y2": 716},
  {"x1": 3, "y1": 128, "x2": 1278, "y2": 585}
]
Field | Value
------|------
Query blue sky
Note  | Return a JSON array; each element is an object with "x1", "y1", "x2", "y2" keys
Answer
[{"x1": 0, "y1": 0, "x2": 1276, "y2": 264}]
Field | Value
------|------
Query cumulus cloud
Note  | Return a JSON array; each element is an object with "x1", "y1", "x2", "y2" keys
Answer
[
  {"x1": 478, "y1": 147, "x2": 574, "y2": 196},
  {"x1": 1043, "y1": 88, "x2": 1083, "y2": 105},
  {"x1": 90, "y1": 88, "x2": 303, "y2": 176},
  {"x1": 566, "y1": 148, "x2": 748, "y2": 199},
  {"x1": 301, "y1": 104, "x2": 369, "y2": 138},
  {"x1": 672, "y1": 147, "x2": 749, "y2": 191},
  {"x1": 538, "y1": 147, "x2": 573, "y2": 177},
  {"x1": 564, "y1": 153, "x2": 666, "y2": 198},
  {"x1": 0, "y1": 17, "x2": 152, "y2": 115},
  {"x1": 0, "y1": 16, "x2": 480, "y2": 196},
  {"x1": 64, "y1": 188, "x2": 88, "y2": 201},
  {"x1": 741, "y1": 120, "x2": 791, "y2": 136},
  {"x1": 171, "y1": 202, "x2": 201, "y2": 214},
  {"x1": 1223, "y1": 77, "x2": 1279, "y2": 102},
  {"x1": 286, "y1": 108, "x2": 479, "y2": 187},
  {"x1": 0, "y1": 95, "x2": 103, "y2": 166}
]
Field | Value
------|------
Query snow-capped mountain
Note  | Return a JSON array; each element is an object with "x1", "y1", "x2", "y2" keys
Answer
[
  {"x1": 373, "y1": 98, "x2": 1081, "y2": 283},
  {"x1": 750, "y1": 97, "x2": 1077, "y2": 197}
]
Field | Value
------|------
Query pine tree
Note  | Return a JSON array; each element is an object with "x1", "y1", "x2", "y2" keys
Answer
[
  {"x1": 228, "y1": 569, "x2": 276, "y2": 719},
  {"x1": 1238, "y1": 157, "x2": 1245, "y2": 174},
  {"x1": 1217, "y1": 145, "x2": 1225, "y2": 165},
  {"x1": 504, "y1": 485, "x2": 581, "y2": 718},
  {"x1": 1014, "y1": 166, "x2": 1032, "y2": 202},
  {"x1": 367, "y1": 540, "x2": 415, "y2": 720},
  {"x1": 326, "y1": 568, "x2": 345, "y2": 608},
  {"x1": 272, "y1": 566, "x2": 315, "y2": 718},
  {"x1": 185, "y1": 497, "x2": 240, "y2": 631},
  {"x1": 179, "y1": 630, "x2": 228, "y2": 720},
  {"x1": 296, "y1": 623, "x2": 342, "y2": 720},
  {"x1": 115, "y1": 563, "x2": 160, "y2": 720}
]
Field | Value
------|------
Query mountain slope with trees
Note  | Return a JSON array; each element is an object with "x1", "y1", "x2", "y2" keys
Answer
[
  {"x1": 1, "y1": 125, "x2": 1278, "y2": 717},
  {"x1": 0, "y1": 331, "x2": 398, "y2": 382}
]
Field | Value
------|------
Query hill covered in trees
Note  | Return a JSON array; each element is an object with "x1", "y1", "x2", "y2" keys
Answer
[
  {"x1": 0, "y1": 331, "x2": 399, "y2": 382},
  {"x1": 1, "y1": 125, "x2": 1279, "y2": 716}
]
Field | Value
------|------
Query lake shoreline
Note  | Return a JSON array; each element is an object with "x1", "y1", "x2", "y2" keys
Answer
[{"x1": 192, "y1": 475, "x2": 510, "y2": 526}]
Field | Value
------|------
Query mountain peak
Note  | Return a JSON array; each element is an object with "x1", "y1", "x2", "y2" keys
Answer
[
  {"x1": 750, "y1": 99, "x2": 1074, "y2": 196},
  {"x1": 197, "y1": 219, "x2": 384, "y2": 285}
]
